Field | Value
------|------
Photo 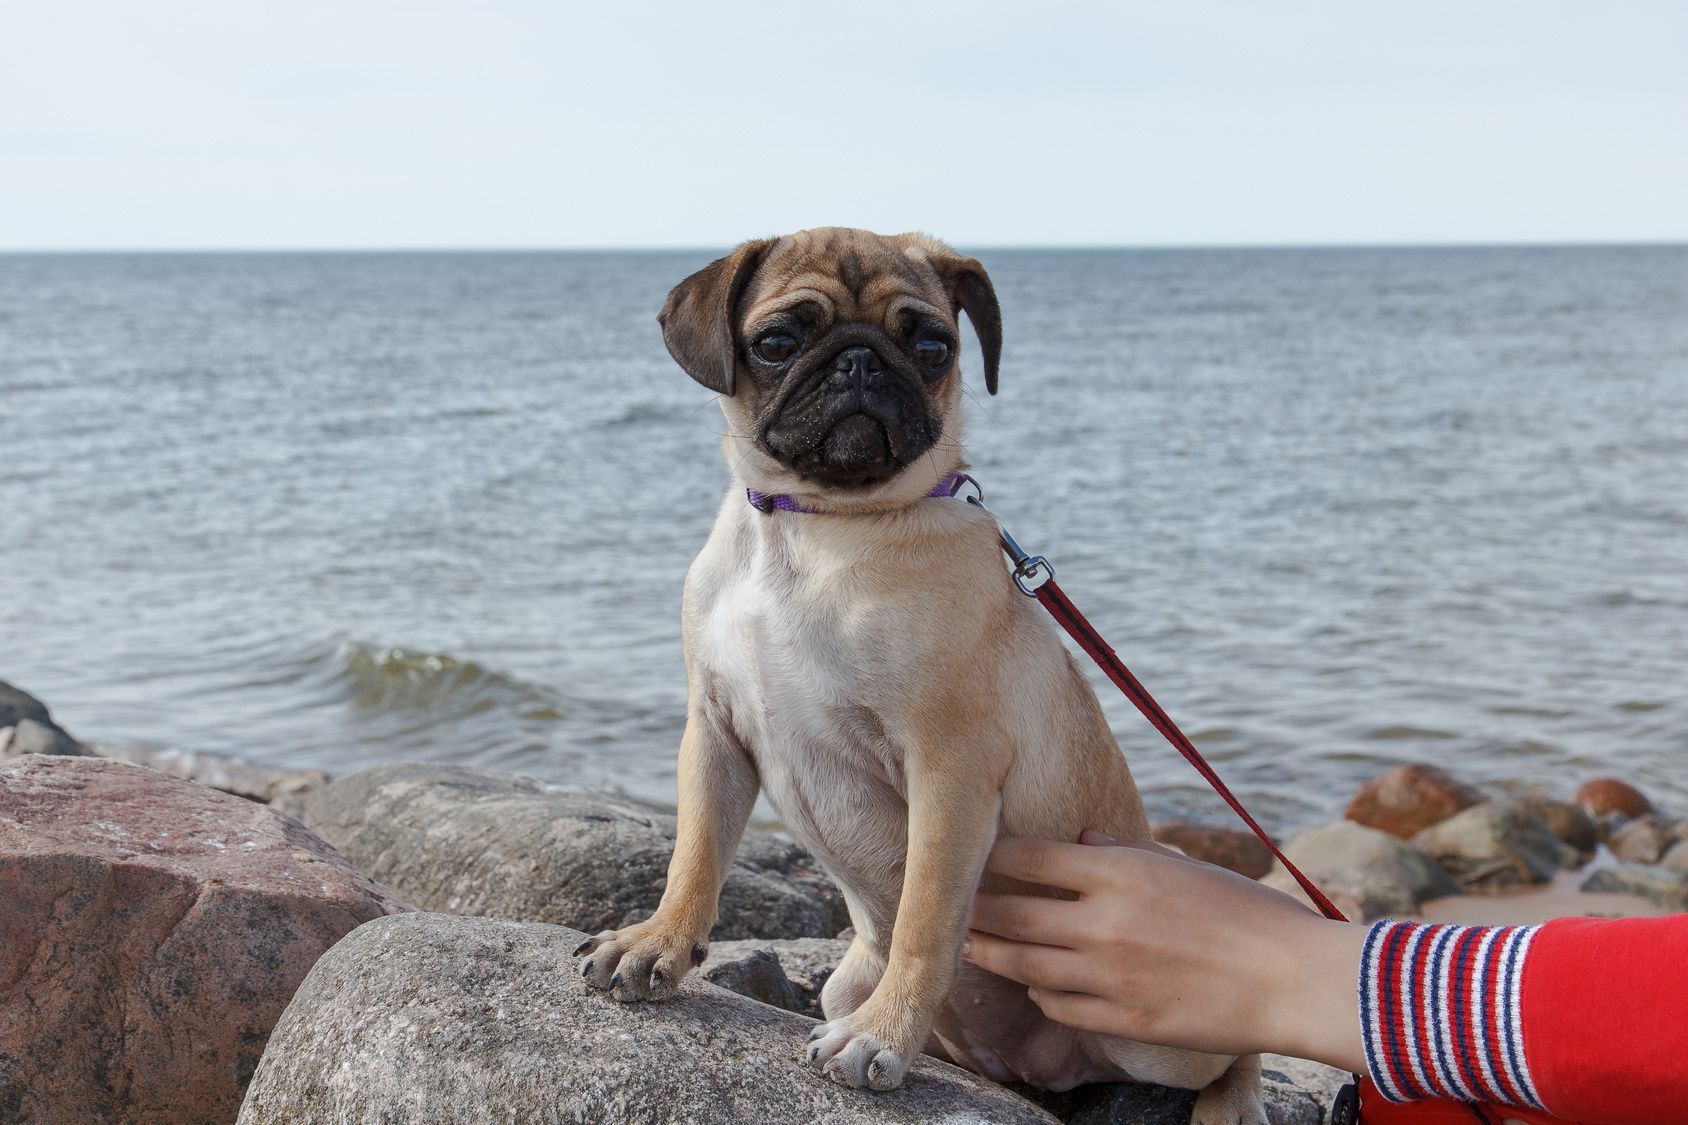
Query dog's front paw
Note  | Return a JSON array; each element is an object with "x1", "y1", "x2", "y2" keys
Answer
[
  {"x1": 804, "y1": 1010, "x2": 916, "y2": 1091},
  {"x1": 573, "y1": 919, "x2": 707, "y2": 1002}
]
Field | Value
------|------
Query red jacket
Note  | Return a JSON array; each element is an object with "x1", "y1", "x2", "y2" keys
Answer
[{"x1": 1358, "y1": 916, "x2": 1688, "y2": 1125}]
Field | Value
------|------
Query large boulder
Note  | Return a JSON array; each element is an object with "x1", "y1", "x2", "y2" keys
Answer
[
  {"x1": 1262, "y1": 820, "x2": 1458, "y2": 921},
  {"x1": 1151, "y1": 822, "x2": 1274, "y2": 879},
  {"x1": 237, "y1": 912, "x2": 1059, "y2": 1125},
  {"x1": 1411, "y1": 801, "x2": 1564, "y2": 893},
  {"x1": 0, "y1": 756, "x2": 410, "y2": 1124},
  {"x1": 1344, "y1": 764, "x2": 1482, "y2": 839},
  {"x1": 0, "y1": 679, "x2": 87, "y2": 757},
  {"x1": 289, "y1": 762, "x2": 847, "y2": 940}
]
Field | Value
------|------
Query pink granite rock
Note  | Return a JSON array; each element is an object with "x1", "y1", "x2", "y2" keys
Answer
[{"x1": 0, "y1": 756, "x2": 409, "y2": 1124}]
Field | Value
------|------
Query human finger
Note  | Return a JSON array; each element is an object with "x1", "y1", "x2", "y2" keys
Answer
[
  {"x1": 969, "y1": 892, "x2": 1086, "y2": 947},
  {"x1": 983, "y1": 836, "x2": 1106, "y2": 893},
  {"x1": 1025, "y1": 986, "x2": 1129, "y2": 1036},
  {"x1": 961, "y1": 931, "x2": 1092, "y2": 993}
]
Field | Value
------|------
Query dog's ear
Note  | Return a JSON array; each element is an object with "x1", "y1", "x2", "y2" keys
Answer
[
  {"x1": 934, "y1": 254, "x2": 1003, "y2": 395},
  {"x1": 658, "y1": 239, "x2": 775, "y2": 396}
]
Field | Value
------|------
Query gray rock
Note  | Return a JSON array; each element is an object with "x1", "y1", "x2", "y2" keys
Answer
[
  {"x1": 91, "y1": 742, "x2": 330, "y2": 805},
  {"x1": 1411, "y1": 801, "x2": 1563, "y2": 892},
  {"x1": 1061, "y1": 1056, "x2": 1345, "y2": 1125},
  {"x1": 702, "y1": 937, "x2": 851, "y2": 1016},
  {"x1": 1607, "y1": 814, "x2": 1678, "y2": 865},
  {"x1": 6, "y1": 717, "x2": 88, "y2": 756},
  {"x1": 1664, "y1": 840, "x2": 1688, "y2": 873},
  {"x1": 0, "y1": 680, "x2": 86, "y2": 756},
  {"x1": 1581, "y1": 863, "x2": 1688, "y2": 911},
  {"x1": 291, "y1": 762, "x2": 847, "y2": 940},
  {"x1": 0, "y1": 680, "x2": 55, "y2": 729},
  {"x1": 236, "y1": 912, "x2": 1059, "y2": 1125},
  {"x1": 1263, "y1": 820, "x2": 1458, "y2": 921}
]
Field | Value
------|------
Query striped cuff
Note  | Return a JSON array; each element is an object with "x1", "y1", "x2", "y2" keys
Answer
[{"x1": 1358, "y1": 919, "x2": 1546, "y2": 1111}]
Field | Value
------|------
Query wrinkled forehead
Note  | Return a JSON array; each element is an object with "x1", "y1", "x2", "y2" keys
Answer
[{"x1": 740, "y1": 231, "x2": 952, "y2": 331}]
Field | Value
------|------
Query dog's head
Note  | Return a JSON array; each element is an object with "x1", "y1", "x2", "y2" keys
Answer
[{"x1": 659, "y1": 227, "x2": 1000, "y2": 503}]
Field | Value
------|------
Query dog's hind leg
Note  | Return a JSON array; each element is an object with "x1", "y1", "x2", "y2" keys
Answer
[
  {"x1": 819, "y1": 937, "x2": 884, "y2": 1021},
  {"x1": 1190, "y1": 1053, "x2": 1267, "y2": 1125}
]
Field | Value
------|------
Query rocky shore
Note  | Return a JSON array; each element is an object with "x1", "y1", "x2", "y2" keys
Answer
[{"x1": 3, "y1": 678, "x2": 1683, "y2": 1122}]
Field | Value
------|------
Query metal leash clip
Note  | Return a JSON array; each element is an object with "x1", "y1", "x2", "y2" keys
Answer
[{"x1": 952, "y1": 474, "x2": 1056, "y2": 597}]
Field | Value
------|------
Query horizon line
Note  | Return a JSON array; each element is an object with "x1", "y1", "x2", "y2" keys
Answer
[{"x1": 2, "y1": 237, "x2": 1686, "y2": 256}]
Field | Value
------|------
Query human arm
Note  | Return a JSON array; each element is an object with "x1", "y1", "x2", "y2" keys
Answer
[{"x1": 967, "y1": 832, "x2": 1688, "y2": 1124}]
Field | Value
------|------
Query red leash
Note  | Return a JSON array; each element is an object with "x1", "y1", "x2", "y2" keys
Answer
[
  {"x1": 1030, "y1": 574, "x2": 1348, "y2": 922},
  {"x1": 958, "y1": 479, "x2": 1348, "y2": 923}
]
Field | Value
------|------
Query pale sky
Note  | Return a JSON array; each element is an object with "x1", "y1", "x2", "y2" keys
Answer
[{"x1": 3, "y1": 0, "x2": 1685, "y2": 250}]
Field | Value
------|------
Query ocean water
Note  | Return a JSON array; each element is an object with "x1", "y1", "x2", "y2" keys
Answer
[{"x1": 2, "y1": 246, "x2": 1685, "y2": 830}]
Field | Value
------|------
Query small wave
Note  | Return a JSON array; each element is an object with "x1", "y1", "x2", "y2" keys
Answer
[
  {"x1": 1361, "y1": 724, "x2": 1457, "y2": 741},
  {"x1": 595, "y1": 400, "x2": 691, "y2": 429},
  {"x1": 336, "y1": 643, "x2": 564, "y2": 718}
]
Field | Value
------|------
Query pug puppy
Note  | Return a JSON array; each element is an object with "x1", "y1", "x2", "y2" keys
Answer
[{"x1": 575, "y1": 227, "x2": 1265, "y2": 1123}]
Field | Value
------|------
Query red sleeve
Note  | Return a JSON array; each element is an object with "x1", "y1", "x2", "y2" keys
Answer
[{"x1": 1522, "y1": 914, "x2": 1688, "y2": 1124}]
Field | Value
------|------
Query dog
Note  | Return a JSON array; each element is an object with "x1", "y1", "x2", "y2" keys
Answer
[{"x1": 574, "y1": 227, "x2": 1265, "y2": 1123}]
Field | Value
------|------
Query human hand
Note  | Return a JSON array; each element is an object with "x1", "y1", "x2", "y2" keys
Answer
[{"x1": 964, "y1": 830, "x2": 1368, "y2": 1072}]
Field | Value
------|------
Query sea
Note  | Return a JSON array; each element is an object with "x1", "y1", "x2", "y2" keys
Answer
[{"x1": 2, "y1": 246, "x2": 1685, "y2": 831}]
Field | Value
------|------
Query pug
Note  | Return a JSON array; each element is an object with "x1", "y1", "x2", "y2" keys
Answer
[{"x1": 574, "y1": 227, "x2": 1265, "y2": 1123}]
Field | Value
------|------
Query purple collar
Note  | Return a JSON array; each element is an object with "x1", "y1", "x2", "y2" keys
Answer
[{"x1": 747, "y1": 471, "x2": 967, "y2": 514}]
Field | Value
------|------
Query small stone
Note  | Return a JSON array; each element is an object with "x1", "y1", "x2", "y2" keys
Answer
[
  {"x1": 1525, "y1": 797, "x2": 1599, "y2": 856},
  {"x1": 1412, "y1": 801, "x2": 1562, "y2": 892},
  {"x1": 701, "y1": 937, "x2": 850, "y2": 1017},
  {"x1": 1345, "y1": 764, "x2": 1483, "y2": 839},
  {"x1": 699, "y1": 946, "x2": 802, "y2": 1012},
  {"x1": 7, "y1": 716, "x2": 89, "y2": 756},
  {"x1": 1575, "y1": 777, "x2": 1652, "y2": 819},
  {"x1": 1662, "y1": 841, "x2": 1688, "y2": 872},
  {"x1": 1151, "y1": 822, "x2": 1274, "y2": 878},
  {"x1": 1262, "y1": 820, "x2": 1457, "y2": 921},
  {"x1": 1608, "y1": 814, "x2": 1677, "y2": 865},
  {"x1": 1581, "y1": 864, "x2": 1688, "y2": 911}
]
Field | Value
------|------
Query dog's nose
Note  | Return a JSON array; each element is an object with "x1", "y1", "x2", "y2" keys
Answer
[{"x1": 828, "y1": 346, "x2": 884, "y2": 389}]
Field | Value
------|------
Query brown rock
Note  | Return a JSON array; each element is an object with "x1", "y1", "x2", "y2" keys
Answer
[
  {"x1": 1575, "y1": 777, "x2": 1652, "y2": 819},
  {"x1": 1609, "y1": 815, "x2": 1678, "y2": 865},
  {"x1": 1151, "y1": 822, "x2": 1275, "y2": 879},
  {"x1": 1526, "y1": 797, "x2": 1598, "y2": 855},
  {"x1": 0, "y1": 756, "x2": 410, "y2": 1124},
  {"x1": 1344, "y1": 764, "x2": 1482, "y2": 839}
]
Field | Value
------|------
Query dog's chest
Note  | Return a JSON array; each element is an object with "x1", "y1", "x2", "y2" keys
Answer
[
  {"x1": 700, "y1": 566, "x2": 904, "y2": 790},
  {"x1": 696, "y1": 547, "x2": 913, "y2": 897}
]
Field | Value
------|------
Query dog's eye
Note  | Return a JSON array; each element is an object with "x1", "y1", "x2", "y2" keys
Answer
[
  {"x1": 753, "y1": 334, "x2": 799, "y2": 364},
  {"x1": 913, "y1": 338, "x2": 950, "y2": 368}
]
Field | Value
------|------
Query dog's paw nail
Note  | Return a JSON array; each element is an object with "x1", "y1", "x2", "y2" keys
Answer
[
  {"x1": 651, "y1": 969, "x2": 668, "y2": 989},
  {"x1": 581, "y1": 959, "x2": 595, "y2": 977},
  {"x1": 806, "y1": 1026, "x2": 824, "y2": 1042},
  {"x1": 807, "y1": 1045, "x2": 820, "y2": 1061},
  {"x1": 690, "y1": 943, "x2": 708, "y2": 966},
  {"x1": 609, "y1": 972, "x2": 624, "y2": 990},
  {"x1": 573, "y1": 939, "x2": 593, "y2": 956}
]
